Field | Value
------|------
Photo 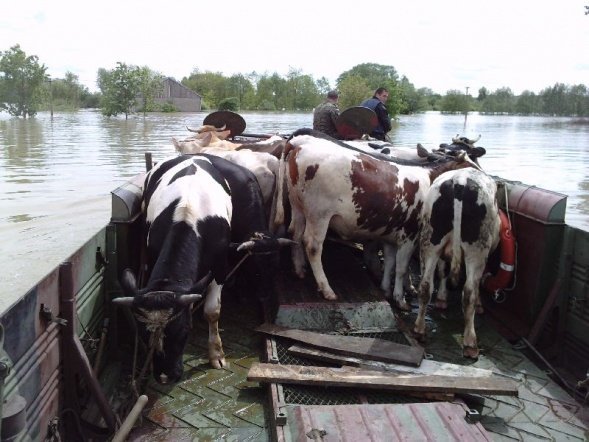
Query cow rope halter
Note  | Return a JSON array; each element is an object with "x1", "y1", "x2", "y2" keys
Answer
[{"x1": 129, "y1": 306, "x2": 186, "y2": 397}]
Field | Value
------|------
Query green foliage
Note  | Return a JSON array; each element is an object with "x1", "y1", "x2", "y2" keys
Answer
[
  {"x1": 440, "y1": 89, "x2": 471, "y2": 113},
  {"x1": 337, "y1": 63, "x2": 402, "y2": 117},
  {"x1": 159, "y1": 101, "x2": 177, "y2": 112},
  {"x1": 97, "y1": 62, "x2": 141, "y2": 118},
  {"x1": 337, "y1": 75, "x2": 371, "y2": 110},
  {"x1": 0, "y1": 44, "x2": 47, "y2": 118},
  {"x1": 218, "y1": 97, "x2": 239, "y2": 111},
  {"x1": 136, "y1": 66, "x2": 164, "y2": 115}
]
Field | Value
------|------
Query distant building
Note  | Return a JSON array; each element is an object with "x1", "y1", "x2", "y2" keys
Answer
[{"x1": 154, "y1": 77, "x2": 202, "y2": 112}]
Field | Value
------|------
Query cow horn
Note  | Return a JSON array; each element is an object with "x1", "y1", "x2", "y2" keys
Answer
[
  {"x1": 177, "y1": 294, "x2": 203, "y2": 306},
  {"x1": 467, "y1": 134, "x2": 481, "y2": 144},
  {"x1": 190, "y1": 271, "x2": 213, "y2": 293},
  {"x1": 236, "y1": 240, "x2": 255, "y2": 252},
  {"x1": 277, "y1": 238, "x2": 298, "y2": 247},
  {"x1": 112, "y1": 297, "x2": 135, "y2": 307},
  {"x1": 215, "y1": 124, "x2": 227, "y2": 131},
  {"x1": 186, "y1": 126, "x2": 199, "y2": 133},
  {"x1": 451, "y1": 134, "x2": 463, "y2": 143}
]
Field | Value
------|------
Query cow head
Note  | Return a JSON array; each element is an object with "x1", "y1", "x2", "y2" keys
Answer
[
  {"x1": 113, "y1": 268, "x2": 212, "y2": 383},
  {"x1": 436, "y1": 134, "x2": 486, "y2": 165}
]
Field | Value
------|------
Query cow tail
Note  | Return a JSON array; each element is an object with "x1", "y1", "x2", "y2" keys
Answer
[
  {"x1": 273, "y1": 147, "x2": 287, "y2": 231},
  {"x1": 450, "y1": 183, "x2": 463, "y2": 285}
]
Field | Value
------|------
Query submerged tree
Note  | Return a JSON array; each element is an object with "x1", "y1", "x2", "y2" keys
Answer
[
  {"x1": 97, "y1": 62, "x2": 141, "y2": 118},
  {"x1": 0, "y1": 45, "x2": 47, "y2": 118}
]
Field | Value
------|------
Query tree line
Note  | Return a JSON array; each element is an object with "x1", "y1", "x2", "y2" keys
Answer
[{"x1": 1, "y1": 44, "x2": 588, "y2": 118}]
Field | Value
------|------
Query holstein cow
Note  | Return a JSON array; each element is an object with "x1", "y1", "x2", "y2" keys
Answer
[
  {"x1": 275, "y1": 128, "x2": 477, "y2": 309},
  {"x1": 414, "y1": 167, "x2": 500, "y2": 359},
  {"x1": 113, "y1": 154, "x2": 292, "y2": 383}
]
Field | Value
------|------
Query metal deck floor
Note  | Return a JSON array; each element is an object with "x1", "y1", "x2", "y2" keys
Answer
[{"x1": 123, "y1": 242, "x2": 589, "y2": 441}]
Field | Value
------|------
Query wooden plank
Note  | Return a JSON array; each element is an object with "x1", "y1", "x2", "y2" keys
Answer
[
  {"x1": 255, "y1": 323, "x2": 424, "y2": 367},
  {"x1": 287, "y1": 344, "x2": 495, "y2": 378},
  {"x1": 247, "y1": 363, "x2": 519, "y2": 396}
]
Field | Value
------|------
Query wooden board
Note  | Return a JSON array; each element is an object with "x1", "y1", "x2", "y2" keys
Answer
[
  {"x1": 287, "y1": 344, "x2": 495, "y2": 378},
  {"x1": 247, "y1": 363, "x2": 519, "y2": 396},
  {"x1": 255, "y1": 323, "x2": 424, "y2": 367}
]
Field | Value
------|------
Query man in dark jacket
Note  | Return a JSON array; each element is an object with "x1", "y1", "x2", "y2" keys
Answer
[
  {"x1": 313, "y1": 90, "x2": 340, "y2": 138},
  {"x1": 361, "y1": 87, "x2": 392, "y2": 141}
]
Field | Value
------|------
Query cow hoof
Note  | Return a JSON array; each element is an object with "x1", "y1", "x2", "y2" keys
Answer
[
  {"x1": 210, "y1": 357, "x2": 226, "y2": 369},
  {"x1": 322, "y1": 292, "x2": 337, "y2": 301},
  {"x1": 434, "y1": 300, "x2": 448, "y2": 310},
  {"x1": 396, "y1": 300, "x2": 411, "y2": 312},
  {"x1": 412, "y1": 329, "x2": 426, "y2": 343},
  {"x1": 463, "y1": 346, "x2": 479, "y2": 359},
  {"x1": 294, "y1": 269, "x2": 306, "y2": 279}
]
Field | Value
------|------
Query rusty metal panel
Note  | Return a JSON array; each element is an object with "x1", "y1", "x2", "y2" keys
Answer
[{"x1": 286, "y1": 402, "x2": 491, "y2": 441}]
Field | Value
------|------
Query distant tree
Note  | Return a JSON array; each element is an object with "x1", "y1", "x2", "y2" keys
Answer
[
  {"x1": 97, "y1": 62, "x2": 141, "y2": 118},
  {"x1": 337, "y1": 63, "x2": 402, "y2": 117},
  {"x1": 417, "y1": 87, "x2": 441, "y2": 110},
  {"x1": 315, "y1": 76, "x2": 332, "y2": 96},
  {"x1": 227, "y1": 74, "x2": 255, "y2": 109},
  {"x1": 182, "y1": 69, "x2": 229, "y2": 109},
  {"x1": 336, "y1": 75, "x2": 371, "y2": 110},
  {"x1": 256, "y1": 73, "x2": 287, "y2": 110},
  {"x1": 285, "y1": 68, "x2": 320, "y2": 110},
  {"x1": 136, "y1": 67, "x2": 164, "y2": 115},
  {"x1": 477, "y1": 87, "x2": 488, "y2": 102},
  {"x1": 218, "y1": 97, "x2": 239, "y2": 111},
  {"x1": 440, "y1": 89, "x2": 469, "y2": 113},
  {"x1": 515, "y1": 90, "x2": 541, "y2": 115},
  {"x1": 0, "y1": 44, "x2": 47, "y2": 118}
]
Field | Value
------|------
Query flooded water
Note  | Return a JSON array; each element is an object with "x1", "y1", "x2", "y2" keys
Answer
[{"x1": 0, "y1": 110, "x2": 587, "y2": 311}]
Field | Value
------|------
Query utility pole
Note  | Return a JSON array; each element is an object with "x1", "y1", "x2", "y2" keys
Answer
[
  {"x1": 463, "y1": 86, "x2": 470, "y2": 130},
  {"x1": 49, "y1": 76, "x2": 54, "y2": 119}
]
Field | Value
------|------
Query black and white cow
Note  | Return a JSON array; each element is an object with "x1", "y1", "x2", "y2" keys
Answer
[
  {"x1": 114, "y1": 154, "x2": 292, "y2": 383},
  {"x1": 414, "y1": 167, "x2": 501, "y2": 359}
]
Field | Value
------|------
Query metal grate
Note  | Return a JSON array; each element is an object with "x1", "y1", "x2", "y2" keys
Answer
[{"x1": 274, "y1": 331, "x2": 421, "y2": 406}]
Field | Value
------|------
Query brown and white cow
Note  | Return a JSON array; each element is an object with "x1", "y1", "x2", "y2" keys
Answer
[
  {"x1": 414, "y1": 168, "x2": 501, "y2": 358},
  {"x1": 275, "y1": 128, "x2": 478, "y2": 309}
]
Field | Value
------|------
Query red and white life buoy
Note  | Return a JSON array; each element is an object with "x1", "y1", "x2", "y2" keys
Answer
[{"x1": 482, "y1": 209, "x2": 516, "y2": 293}]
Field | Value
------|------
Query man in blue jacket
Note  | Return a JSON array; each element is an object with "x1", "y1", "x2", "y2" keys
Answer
[{"x1": 361, "y1": 87, "x2": 392, "y2": 141}]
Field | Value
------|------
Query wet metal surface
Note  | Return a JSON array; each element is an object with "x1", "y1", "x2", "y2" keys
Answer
[{"x1": 127, "y1": 297, "x2": 270, "y2": 441}]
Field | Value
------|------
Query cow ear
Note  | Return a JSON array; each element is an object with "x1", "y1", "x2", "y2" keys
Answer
[
  {"x1": 119, "y1": 268, "x2": 138, "y2": 296},
  {"x1": 472, "y1": 146, "x2": 486, "y2": 158}
]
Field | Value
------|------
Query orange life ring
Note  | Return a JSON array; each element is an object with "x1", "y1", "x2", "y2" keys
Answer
[{"x1": 483, "y1": 209, "x2": 516, "y2": 293}]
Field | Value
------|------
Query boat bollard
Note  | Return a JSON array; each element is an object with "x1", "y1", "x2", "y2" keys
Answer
[{"x1": 111, "y1": 395, "x2": 148, "y2": 442}]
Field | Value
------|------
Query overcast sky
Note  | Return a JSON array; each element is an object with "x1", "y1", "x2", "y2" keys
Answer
[{"x1": 2, "y1": 1, "x2": 588, "y2": 96}]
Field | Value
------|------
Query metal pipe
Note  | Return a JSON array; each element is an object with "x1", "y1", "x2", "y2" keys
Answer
[
  {"x1": 93, "y1": 318, "x2": 109, "y2": 376},
  {"x1": 111, "y1": 395, "x2": 148, "y2": 442}
]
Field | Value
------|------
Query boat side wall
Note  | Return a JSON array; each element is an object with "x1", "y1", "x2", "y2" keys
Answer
[{"x1": 0, "y1": 229, "x2": 107, "y2": 441}]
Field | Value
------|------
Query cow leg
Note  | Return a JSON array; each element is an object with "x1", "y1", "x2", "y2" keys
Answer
[
  {"x1": 204, "y1": 280, "x2": 226, "y2": 368},
  {"x1": 390, "y1": 242, "x2": 414, "y2": 311},
  {"x1": 380, "y1": 243, "x2": 396, "y2": 298},
  {"x1": 414, "y1": 252, "x2": 438, "y2": 340},
  {"x1": 462, "y1": 257, "x2": 486, "y2": 359},
  {"x1": 435, "y1": 261, "x2": 449, "y2": 310},
  {"x1": 303, "y1": 217, "x2": 337, "y2": 300},
  {"x1": 289, "y1": 205, "x2": 307, "y2": 279}
]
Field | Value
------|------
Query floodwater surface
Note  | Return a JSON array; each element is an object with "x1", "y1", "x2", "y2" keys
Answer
[{"x1": 0, "y1": 110, "x2": 587, "y2": 311}]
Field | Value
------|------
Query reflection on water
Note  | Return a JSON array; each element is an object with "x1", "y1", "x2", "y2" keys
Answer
[{"x1": 0, "y1": 110, "x2": 588, "y2": 310}]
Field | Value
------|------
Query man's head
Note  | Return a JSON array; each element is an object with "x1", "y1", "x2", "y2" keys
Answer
[
  {"x1": 327, "y1": 90, "x2": 339, "y2": 102},
  {"x1": 375, "y1": 87, "x2": 389, "y2": 103}
]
